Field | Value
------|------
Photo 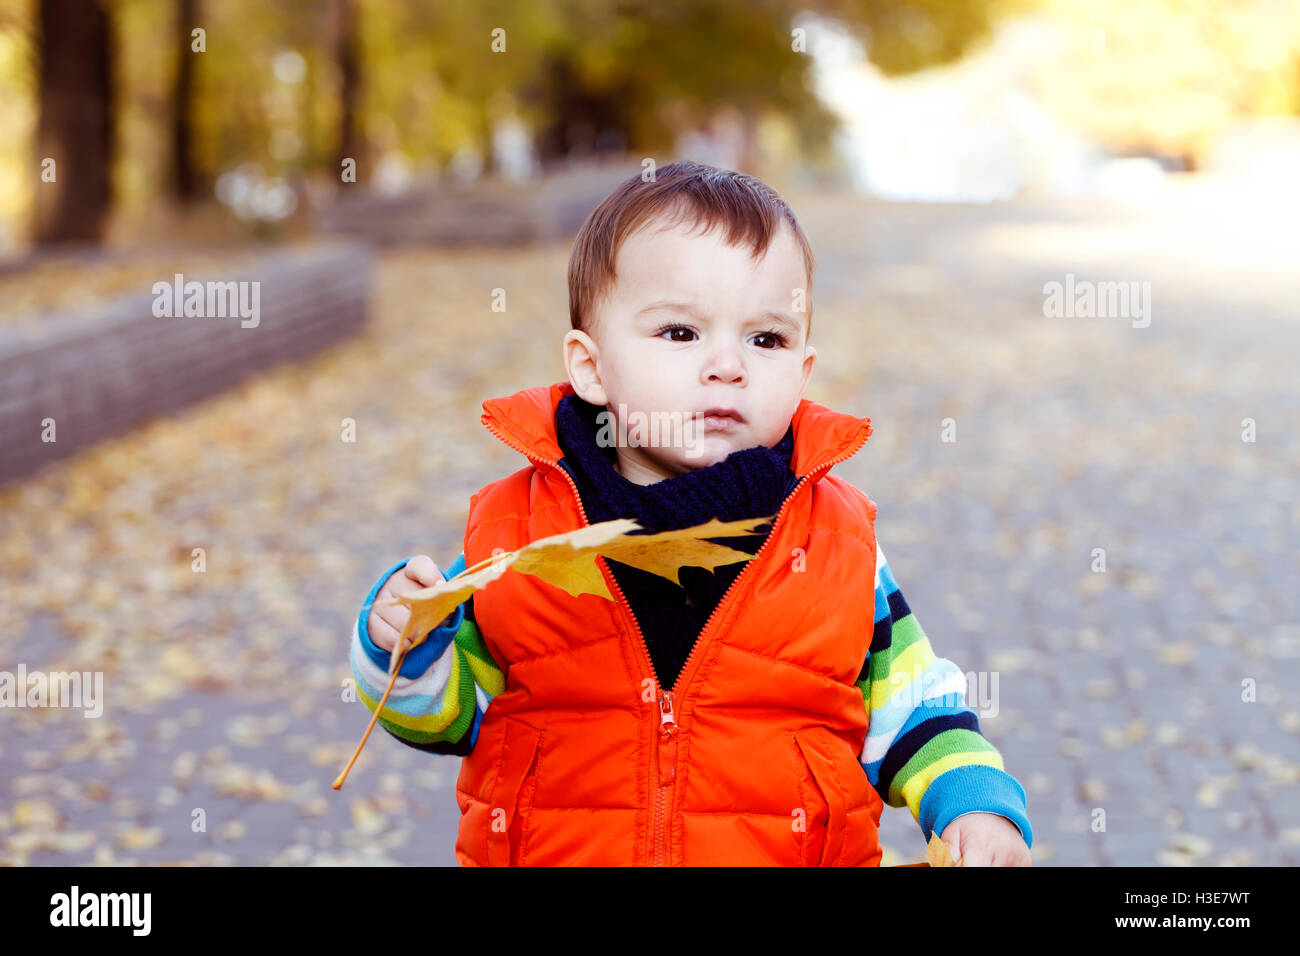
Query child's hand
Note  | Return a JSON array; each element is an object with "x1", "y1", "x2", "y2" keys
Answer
[
  {"x1": 939, "y1": 813, "x2": 1032, "y2": 866},
  {"x1": 367, "y1": 556, "x2": 451, "y2": 653}
]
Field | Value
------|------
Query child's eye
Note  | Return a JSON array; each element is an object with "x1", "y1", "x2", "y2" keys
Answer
[
  {"x1": 752, "y1": 331, "x2": 788, "y2": 350},
  {"x1": 654, "y1": 324, "x2": 697, "y2": 343},
  {"x1": 654, "y1": 325, "x2": 788, "y2": 349}
]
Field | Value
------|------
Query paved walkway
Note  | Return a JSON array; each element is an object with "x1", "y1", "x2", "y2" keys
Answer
[{"x1": 1, "y1": 179, "x2": 1296, "y2": 865}]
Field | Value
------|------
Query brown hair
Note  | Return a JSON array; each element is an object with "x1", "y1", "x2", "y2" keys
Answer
[{"x1": 567, "y1": 160, "x2": 815, "y2": 338}]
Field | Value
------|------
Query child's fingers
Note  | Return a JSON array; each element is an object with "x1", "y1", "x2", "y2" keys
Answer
[
  {"x1": 369, "y1": 594, "x2": 411, "y2": 633},
  {"x1": 364, "y1": 558, "x2": 447, "y2": 652},
  {"x1": 364, "y1": 595, "x2": 408, "y2": 647},
  {"x1": 366, "y1": 607, "x2": 402, "y2": 652},
  {"x1": 957, "y1": 840, "x2": 992, "y2": 867},
  {"x1": 403, "y1": 555, "x2": 444, "y2": 588}
]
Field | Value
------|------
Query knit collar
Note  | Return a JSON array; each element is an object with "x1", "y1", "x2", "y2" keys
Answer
[{"x1": 554, "y1": 393, "x2": 801, "y2": 534}]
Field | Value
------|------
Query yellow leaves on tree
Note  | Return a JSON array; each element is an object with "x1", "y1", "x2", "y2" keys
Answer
[{"x1": 332, "y1": 515, "x2": 773, "y2": 790}]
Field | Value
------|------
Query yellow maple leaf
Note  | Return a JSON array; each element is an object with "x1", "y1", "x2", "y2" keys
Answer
[
  {"x1": 382, "y1": 514, "x2": 775, "y2": 671},
  {"x1": 506, "y1": 517, "x2": 642, "y2": 599},
  {"x1": 594, "y1": 516, "x2": 777, "y2": 586},
  {"x1": 511, "y1": 514, "x2": 775, "y2": 596}
]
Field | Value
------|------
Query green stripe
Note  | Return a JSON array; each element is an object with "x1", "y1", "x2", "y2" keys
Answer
[
  {"x1": 867, "y1": 613, "x2": 928, "y2": 683},
  {"x1": 371, "y1": 645, "x2": 478, "y2": 744},
  {"x1": 887, "y1": 728, "x2": 1000, "y2": 806}
]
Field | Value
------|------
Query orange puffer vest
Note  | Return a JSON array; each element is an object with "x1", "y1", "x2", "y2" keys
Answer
[{"x1": 454, "y1": 381, "x2": 883, "y2": 866}]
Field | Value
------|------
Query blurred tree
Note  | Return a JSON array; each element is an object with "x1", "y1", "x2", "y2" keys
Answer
[
  {"x1": 832, "y1": 0, "x2": 1010, "y2": 75},
  {"x1": 34, "y1": 0, "x2": 114, "y2": 243},
  {"x1": 171, "y1": 0, "x2": 200, "y2": 202},
  {"x1": 332, "y1": 0, "x2": 363, "y2": 186},
  {"x1": 12, "y1": 0, "x2": 1020, "y2": 241},
  {"x1": 12, "y1": 0, "x2": 1293, "y2": 244},
  {"x1": 519, "y1": 0, "x2": 1010, "y2": 167},
  {"x1": 1032, "y1": 0, "x2": 1300, "y2": 162}
]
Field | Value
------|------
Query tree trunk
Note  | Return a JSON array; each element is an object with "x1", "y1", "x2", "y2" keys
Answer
[
  {"x1": 334, "y1": 0, "x2": 363, "y2": 187},
  {"x1": 171, "y1": 0, "x2": 200, "y2": 202},
  {"x1": 534, "y1": 53, "x2": 628, "y2": 166},
  {"x1": 34, "y1": 0, "x2": 114, "y2": 244}
]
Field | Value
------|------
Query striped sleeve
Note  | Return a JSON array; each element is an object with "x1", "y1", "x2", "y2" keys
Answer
[
  {"x1": 856, "y1": 543, "x2": 1033, "y2": 849},
  {"x1": 349, "y1": 552, "x2": 505, "y2": 756}
]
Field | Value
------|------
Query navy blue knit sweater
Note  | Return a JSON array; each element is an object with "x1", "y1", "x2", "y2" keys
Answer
[{"x1": 554, "y1": 393, "x2": 801, "y2": 690}]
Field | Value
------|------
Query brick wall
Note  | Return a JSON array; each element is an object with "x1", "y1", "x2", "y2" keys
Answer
[{"x1": 0, "y1": 241, "x2": 373, "y2": 487}]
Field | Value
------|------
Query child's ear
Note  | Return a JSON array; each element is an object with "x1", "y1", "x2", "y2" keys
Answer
[
  {"x1": 798, "y1": 344, "x2": 816, "y2": 399},
  {"x1": 562, "y1": 329, "x2": 608, "y2": 405}
]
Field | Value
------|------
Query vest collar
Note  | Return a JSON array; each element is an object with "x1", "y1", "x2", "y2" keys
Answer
[{"x1": 481, "y1": 381, "x2": 872, "y2": 480}]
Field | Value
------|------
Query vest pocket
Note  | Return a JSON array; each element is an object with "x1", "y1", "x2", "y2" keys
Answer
[
  {"x1": 792, "y1": 728, "x2": 850, "y2": 866},
  {"x1": 486, "y1": 716, "x2": 544, "y2": 866}
]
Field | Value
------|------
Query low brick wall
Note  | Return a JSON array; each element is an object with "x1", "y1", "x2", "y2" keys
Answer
[{"x1": 0, "y1": 240, "x2": 373, "y2": 487}]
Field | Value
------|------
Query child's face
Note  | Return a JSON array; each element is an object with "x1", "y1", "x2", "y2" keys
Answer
[{"x1": 563, "y1": 213, "x2": 816, "y2": 485}]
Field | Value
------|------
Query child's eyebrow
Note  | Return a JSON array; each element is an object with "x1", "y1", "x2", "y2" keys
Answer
[
  {"x1": 760, "y1": 311, "x2": 803, "y2": 335},
  {"x1": 634, "y1": 300, "x2": 697, "y2": 318},
  {"x1": 636, "y1": 300, "x2": 802, "y2": 334}
]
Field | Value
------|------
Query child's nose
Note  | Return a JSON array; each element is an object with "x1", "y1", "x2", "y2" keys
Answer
[{"x1": 702, "y1": 346, "x2": 746, "y2": 384}]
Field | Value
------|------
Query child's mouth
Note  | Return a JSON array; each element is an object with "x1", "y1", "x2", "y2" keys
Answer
[{"x1": 699, "y1": 408, "x2": 744, "y2": 431}]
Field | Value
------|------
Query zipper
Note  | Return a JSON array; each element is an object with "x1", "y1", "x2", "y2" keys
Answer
[
  {"x1": 654, "y1": 688, "x2": 677, "y2": 866},
  {"x1": 601, "y1": 549, "x2": 677, "y2": 864},
  {"x1": 481, "y1": 409, "x2": 871, "y2": 866}
]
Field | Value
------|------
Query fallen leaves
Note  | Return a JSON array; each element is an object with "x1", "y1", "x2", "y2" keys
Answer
[
  {"x1": 1099, "y1": 718, "x2": 1148, "y2": 749},
  {"x1": 350, "y1": 797, "x2": 386, "y2": 835},
  {"x1": 117, "y1": 826, "x2": 165, "y2": 851},
  {"x1": 212, "y1": 765, "x2": 292, "y2": 800},
  {"x1": 1194, "y1": 774, "x2": 1240, "y2": 808},
  {"x1": 1157, "y1": 832, "x2": 1214, "y2": 865},
  {"x1": 13, "y1": 800, "x2": 59, "y2": 829}
]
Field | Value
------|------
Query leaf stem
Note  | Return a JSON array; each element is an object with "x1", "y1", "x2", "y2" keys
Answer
[{"x1": 332, "y1": 638, "x2": 414, "y2": 790}]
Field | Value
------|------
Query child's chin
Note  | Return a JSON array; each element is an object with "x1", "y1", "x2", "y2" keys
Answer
[{"x1": 677, "y1": 438, "x2": 738, "y2": 469}]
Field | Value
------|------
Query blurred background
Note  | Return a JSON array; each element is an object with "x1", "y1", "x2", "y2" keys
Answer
[{"x1": 0, "y1": 0, "x2": 1297, "y2": 866}]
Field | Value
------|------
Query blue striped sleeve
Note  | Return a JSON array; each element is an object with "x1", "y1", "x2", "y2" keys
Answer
[
  {"x1": 856, "y1": 543, "x2": 1033, "y2": 849},
  {"x1": 350, "y1": 552, "x2": 503, "y2": 755}
]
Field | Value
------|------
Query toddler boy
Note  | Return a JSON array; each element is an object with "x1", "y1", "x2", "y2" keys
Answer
[{"x1": 350, "y1": 160, "x2": 1033, "y2": 866}]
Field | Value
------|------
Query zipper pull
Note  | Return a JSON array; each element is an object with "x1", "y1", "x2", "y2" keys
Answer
[{"x1": 658, "y1": 689, "x2": 677, "y2": 738}]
